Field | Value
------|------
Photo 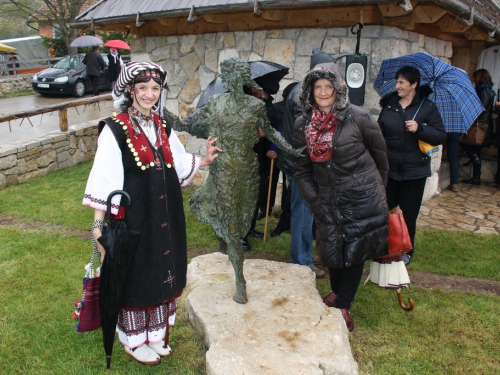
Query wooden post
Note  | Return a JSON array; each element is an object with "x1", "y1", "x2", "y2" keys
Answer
[{"x1": 59, "y1": 108, "x2": 68, "y2": 131}]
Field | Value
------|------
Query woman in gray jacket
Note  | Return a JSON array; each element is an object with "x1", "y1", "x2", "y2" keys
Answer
[{"x1": 293, "y1": 66, "x2": 389, "y2": 331}]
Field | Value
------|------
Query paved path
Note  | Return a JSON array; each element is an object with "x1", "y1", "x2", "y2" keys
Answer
[{"x1": 418, "y1": 183, "x2": 500, "y2": 234}]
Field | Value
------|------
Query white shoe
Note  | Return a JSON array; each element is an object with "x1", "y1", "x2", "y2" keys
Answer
[
  {"x1": 124, "y1": 344, "x2": 161, "y2": 366},
  {"x1": 148, "y1": 340, "x2": 173, "y2": 357}
]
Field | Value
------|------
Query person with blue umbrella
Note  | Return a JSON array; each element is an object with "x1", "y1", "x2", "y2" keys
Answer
[{"x1": 377, "y1": 66, "x2": 447, "y2": 265}]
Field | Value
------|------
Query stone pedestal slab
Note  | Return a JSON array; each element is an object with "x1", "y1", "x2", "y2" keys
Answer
[{"x1": 185, "y1": 253, "x2": 358, "y2": 375}]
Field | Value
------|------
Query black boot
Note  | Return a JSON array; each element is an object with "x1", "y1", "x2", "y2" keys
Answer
[
  {"x1": 463, "y1": 164, "x2": 481, "y2": 185},
  {"x1": 463, "y1": 154, "x2": 480, "y2": 166},
  {"x1": 463, "y1": 175, "x2": 481, "y2": 185}
]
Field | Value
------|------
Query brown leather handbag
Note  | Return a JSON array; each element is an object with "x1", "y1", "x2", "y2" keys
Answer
[
  {"x1": 378, "y1": 206, "x2": 413, "y2": 259},
  {"x1": 460, "y1": 121, "x2": 488, "y2": 146}
]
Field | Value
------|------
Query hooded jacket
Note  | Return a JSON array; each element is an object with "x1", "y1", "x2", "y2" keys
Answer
[
  {"x1": 293, "y1": 67, "x2": 389, "y2": 269},
  {"x1": 378, "y1": 85, "x2": 447, "y2": 181},
  {"x1": 276, "y1": 56, "x2": 337, "y2": 176}
]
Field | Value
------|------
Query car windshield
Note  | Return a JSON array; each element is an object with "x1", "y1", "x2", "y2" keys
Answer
[{"x1": 53, "y1": 56, "x2": 84, "y2": 69}]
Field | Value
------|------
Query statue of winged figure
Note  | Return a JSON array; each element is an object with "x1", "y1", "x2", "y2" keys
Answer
[{"x1": 164, "y1": 57, "x2": 303, "y2": 304}]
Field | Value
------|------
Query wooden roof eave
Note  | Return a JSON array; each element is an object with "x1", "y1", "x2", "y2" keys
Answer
[
  {"x1": 430, "y1": 0, "x2": 500, "y2": 39},
  {"x1": 69, "y1": 0, "x2": 402, "y2": 29}
]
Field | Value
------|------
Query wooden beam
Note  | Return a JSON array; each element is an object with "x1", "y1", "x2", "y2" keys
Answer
[
  {"x1": 436, "y1": 13, "x2": 471, "y2": 33},
  {"x1": 202, "y1": 13, "x2": 228, "y2": 24},
  {"x1": 157, "y1": 17, "x2": 179, "y2": 27},
  {"x1": 383, "y1": 14, "x2": 415, "y2": 30},
  {"x1": 412, "y1": 4, "x2": 447, "y2": 23},
  {"x1": 58, "y1": 109, "x2": 68, "y2": 131},
  {"x1": 377, "y1": 2, "x2": 411, "y2": 17},
  {"x1": 261, "y1": 9, "x2": 288, "y2": 21},
  {"x1": 464, "y1": 25, "x2": 490, "y2": 41}
]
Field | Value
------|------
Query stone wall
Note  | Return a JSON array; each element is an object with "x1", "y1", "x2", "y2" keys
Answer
[
  {"x1": 130, "y1": 26, "x2": 453, "y2": 201},
  {"x1": 0, "y1": 75, "x2": 33, "y2": 96},
  {"x1": 0, "y1": 122, "x2": 98, "y2": 189}
]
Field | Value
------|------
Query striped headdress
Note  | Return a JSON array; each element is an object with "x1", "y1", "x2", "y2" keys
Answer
[{"x1": 112, "y1": 61, "x2": 168, "y2": 112}]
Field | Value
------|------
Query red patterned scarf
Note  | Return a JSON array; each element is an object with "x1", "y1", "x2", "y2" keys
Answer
[{"x1": 305, "y1": 104, "x2": 339, "y2": 162}]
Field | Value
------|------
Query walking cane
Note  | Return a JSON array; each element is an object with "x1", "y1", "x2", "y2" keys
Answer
[{"x1": 263, "y1": 158, "x2": 275, "y2": 243}]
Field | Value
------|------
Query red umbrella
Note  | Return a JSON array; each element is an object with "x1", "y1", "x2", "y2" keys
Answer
[{"x1": 103, "y1": 40, "x2": 130, "y2": 49}]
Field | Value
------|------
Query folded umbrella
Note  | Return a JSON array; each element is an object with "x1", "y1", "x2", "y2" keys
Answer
[
  {"x1": 98, "y1": 190, "x2": 141, "y2": 368},
  {"x1": 364, "y1": 207, "x2": 414, "y2": 311},
  {"x1": 197, "y1": 60, "x2": 289, "y2": 108},
  {"x1": 374, "y1": 52, "x2": 484, "y2": 133},
  {"x1": 365, "y1": 256, "x2": 415, "y2": 311}
]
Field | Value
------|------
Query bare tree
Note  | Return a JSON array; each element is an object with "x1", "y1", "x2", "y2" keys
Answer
[{"x1": 1, "y1": 0, "x2": 92, "y2": 53}]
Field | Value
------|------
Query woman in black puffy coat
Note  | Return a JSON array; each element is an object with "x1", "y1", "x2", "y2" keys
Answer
[
  {"x1": 378, "y1": 66, "x2": 446, "y2": 266},
  {"x1": 294, "y1": 65, "x2": 389, "y2": 332},
  {"x1": 461, "y1": 69, "x2": 496, "y2": 186}
]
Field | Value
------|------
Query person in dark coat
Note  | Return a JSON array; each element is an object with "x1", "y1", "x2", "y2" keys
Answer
[
  {"x1": 107, "y1": 47, "x2": 122, "y2": 91},
  {"x1": 461, "y1": 69, "x2": 496, "y2": 186},
  {"x1": 378, "y1": 66, "x2": 447, "y2": 266},
  {"x1": 277, "y1": 49, "x2": 337, "y2": 279},
  {"x1": 294, "y1": 65, "x2": 389, "y2": 332},
  {"x1": 83, "y1": 46, "x2": 105, "y2": 96}
]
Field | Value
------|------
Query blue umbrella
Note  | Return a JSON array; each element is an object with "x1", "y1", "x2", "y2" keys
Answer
[{"x1": 374, "y1": 52, "x2": 484, "y2": 133}]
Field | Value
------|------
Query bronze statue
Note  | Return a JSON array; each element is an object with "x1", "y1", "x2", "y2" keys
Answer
[{"x1": 164, "y1": 57, "x2": 302, "y2": 304}]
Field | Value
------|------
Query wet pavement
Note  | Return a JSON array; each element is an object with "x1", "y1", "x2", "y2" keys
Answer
[
  {"x1": 0, "y1": 92, "x2": 114, "y2": 146},
  {"x1": 418, "y1": 183, "x2": 500, "y2": 234}
]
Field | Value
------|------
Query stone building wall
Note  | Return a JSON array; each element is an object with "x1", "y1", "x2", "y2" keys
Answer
[
  {"x1": 130, "y1": 26, "x2": 453, "y2": 201},
  {"x1": 0, "y1": 76, "x2": 33, "y2": 96}
]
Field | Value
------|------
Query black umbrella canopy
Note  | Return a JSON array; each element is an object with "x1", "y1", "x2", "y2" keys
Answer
[
  {"x1": 98, "y1": 190, "x2": 141, "y2": 369},
  {"x1": 196, "y1": 60, "x2": 289, "y2": 108},
  {"x1": 249, "y1": 60, "x2": 289, "y2": 94}
]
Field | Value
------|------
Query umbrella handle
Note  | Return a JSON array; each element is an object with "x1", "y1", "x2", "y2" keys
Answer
[
  {"x1": 105, "y1": 190, "x2": 132, "y2": 223},
  {"x1": 396, "y1": 288, "x2": 415, "y2": 311}
]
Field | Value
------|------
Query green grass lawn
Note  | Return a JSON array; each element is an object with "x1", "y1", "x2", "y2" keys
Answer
[{"x1": 0, "y1": 160, "x2": 499, "y2": 374}]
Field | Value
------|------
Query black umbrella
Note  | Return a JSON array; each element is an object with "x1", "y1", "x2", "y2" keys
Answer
[
  {"x1": 98, "y1": 190, "x2": 141, "y2": 369},
  {"x1": 196, "y1": 60, "x2": 289, "y2": 108}
]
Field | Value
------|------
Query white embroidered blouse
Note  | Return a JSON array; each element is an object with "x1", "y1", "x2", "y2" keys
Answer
[{"x1": 82, "y1": 122, "x2": 200, "y2": 215}]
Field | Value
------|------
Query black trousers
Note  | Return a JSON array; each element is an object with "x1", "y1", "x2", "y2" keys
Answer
[
  {"x1": 89, "y1": 75, "x2": 99, "y2": 96},
  {"x1": 328, "y1": 262, "x2": 365, "y2": 309},
  {"x1": 386, "y1": 177, "x2": 427, "y2": 256}
]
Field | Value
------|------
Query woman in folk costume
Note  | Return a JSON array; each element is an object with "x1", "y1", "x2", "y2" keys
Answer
[
  {"x1": 82, "y1": 61, "x2": 220, "y2": 366},
  {"x1": 107, "y1": 47, "x2": 123, "y2": 91},
  {"x1": 293, "y1": 66, "x2": 389, "y2": 332}
]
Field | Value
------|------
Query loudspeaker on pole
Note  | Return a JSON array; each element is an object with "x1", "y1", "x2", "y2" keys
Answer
[{"x1": 345, "y1": 54, "x2": 367, "y2": 106}]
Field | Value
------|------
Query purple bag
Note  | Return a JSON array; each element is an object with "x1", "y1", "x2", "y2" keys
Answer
[{"x1": 73, "y1": 245, "x2": 101, "y2": 332}]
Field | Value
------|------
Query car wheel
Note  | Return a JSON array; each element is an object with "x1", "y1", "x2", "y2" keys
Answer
[{"x1": 73, "y1": 80, "x2": 86, "y2": 97}]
